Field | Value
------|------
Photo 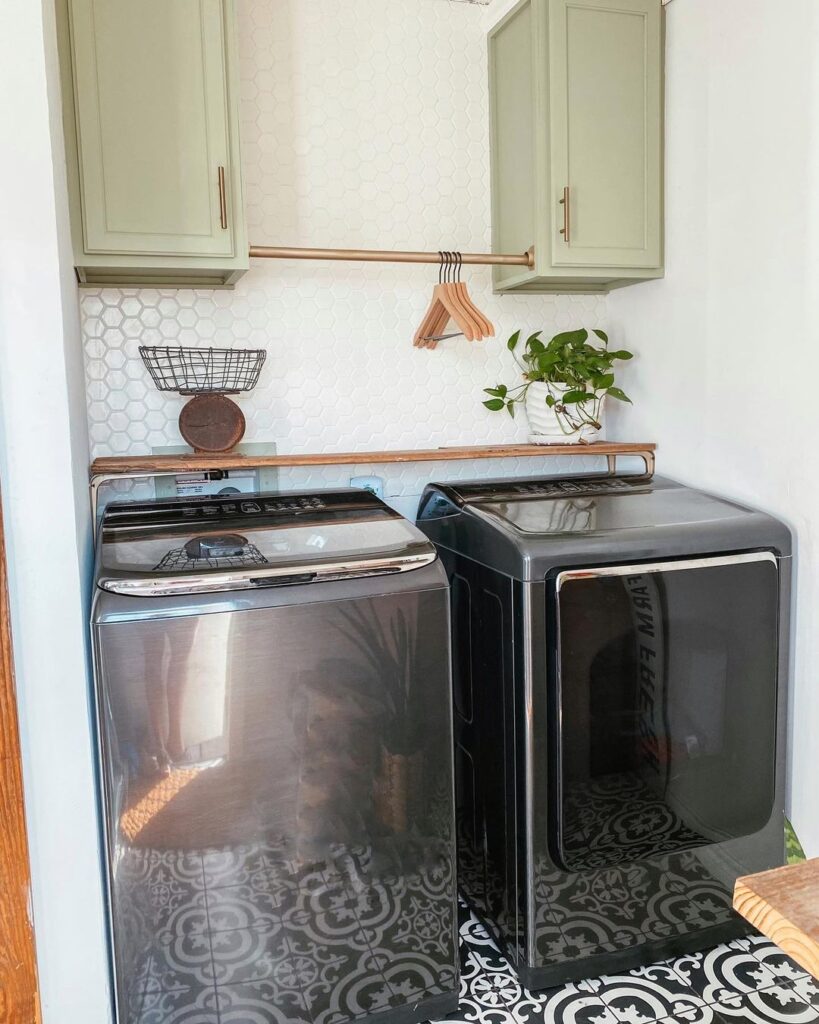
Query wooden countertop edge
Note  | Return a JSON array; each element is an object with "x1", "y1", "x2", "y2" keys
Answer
[
  {"x1": 90, "y1": 441, "x2": 657, "y2": 476},
  {"x1": 733, "y1": 864, "x2": 819, "y2": 979}
]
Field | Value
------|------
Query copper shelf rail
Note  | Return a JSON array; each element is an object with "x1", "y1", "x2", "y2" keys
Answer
[
  {"x1": 89, "y1": 441, "x2": 656, "y2": 521},
  {"x1": 248, "y1": 244, "x2": 535, "y2": 268}
]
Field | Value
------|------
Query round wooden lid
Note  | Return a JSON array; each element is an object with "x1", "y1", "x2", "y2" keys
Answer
[{"x1": 178, "y1": 394, "x2": 246, "y2": 453}]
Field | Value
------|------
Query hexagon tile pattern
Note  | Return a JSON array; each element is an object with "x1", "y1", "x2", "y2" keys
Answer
[{"x1": 81, "y1": 0, "x2": 616, "y2": 502}]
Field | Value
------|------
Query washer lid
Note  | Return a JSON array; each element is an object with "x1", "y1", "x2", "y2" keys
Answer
[{"x1": 97, "y1": 490, "x2": 436, "y2": 596}]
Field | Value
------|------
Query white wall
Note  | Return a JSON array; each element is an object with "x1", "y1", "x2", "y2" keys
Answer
[
  {"x1": 607, "y1": 0, "x2": 819, "y2": 854},
  {"x1": 0, "y1": 1, "x2": 111, "y2": 1021}
]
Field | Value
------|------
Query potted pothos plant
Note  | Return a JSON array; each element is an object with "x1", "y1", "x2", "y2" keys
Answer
[{"x1": 483, "y1": 328, "x2": 633, "y2": 442}]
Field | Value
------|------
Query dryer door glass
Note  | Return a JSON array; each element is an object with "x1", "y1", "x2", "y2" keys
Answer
[{"x1": 552, "y1": 553, "x2": 779, "y2": 872}]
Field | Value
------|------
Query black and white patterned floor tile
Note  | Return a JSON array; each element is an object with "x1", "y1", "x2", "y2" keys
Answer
[
  {"x1": 118, "y1": 841, "x2": 819, "y2": 1024},
  {"x1": 449, "y1": 902, "x2": 819, "y2": 1024}
]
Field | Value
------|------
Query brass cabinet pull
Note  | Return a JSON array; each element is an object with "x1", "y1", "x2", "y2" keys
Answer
[
  {"x1": 559, "y1": 186, "x2": 570, "y2": 244},
  {"x1": 218, "y1": 166, "x2": 228, "y2": 230}
]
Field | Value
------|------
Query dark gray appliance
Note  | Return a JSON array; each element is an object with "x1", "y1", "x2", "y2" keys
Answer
[
  {"x1": 417, "y1": 472, "x2": 790, "y2": 989},
  {"x1": 92, "y1": 490, "x2": 458, "y2": 1024}
]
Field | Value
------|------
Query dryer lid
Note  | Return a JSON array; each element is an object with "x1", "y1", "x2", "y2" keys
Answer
[
  {"x1": 97, "y1": 490, "x2": 436, "y2": 595},
  {"x1": 478, "y1": 487, "x2": 747, "y2": 535}
]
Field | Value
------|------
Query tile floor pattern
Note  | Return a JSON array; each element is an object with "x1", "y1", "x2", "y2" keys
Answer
[
  {"x1": 457, "y1": 905, "x2": 819, "y2": 1024},
  {"x1": 120, "y1": 840, "x2": 457, "y2": 1024},
  {"x1": 122, "y1": 851, "x2": 819, "y2": 1024}
]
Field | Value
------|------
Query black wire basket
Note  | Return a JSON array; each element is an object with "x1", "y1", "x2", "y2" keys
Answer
[{"x1": 139, "y1": 345, "x2": 267, "y2": 396}]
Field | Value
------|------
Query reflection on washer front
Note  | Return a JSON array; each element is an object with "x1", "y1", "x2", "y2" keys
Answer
[{"x1": 115, "y1": 835, "x2": 455, "y2": 1024}]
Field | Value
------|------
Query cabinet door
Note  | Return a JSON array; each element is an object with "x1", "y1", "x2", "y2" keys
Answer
[
  {"x1": 549, "y1": 0, "x2": 662, "y2": 269},
  {"x1": 69, "y1": 0, "x2": 235, "y2": 258},
  {"x1": 488, "y1": 0, "x2": 539, "y2": 289}
]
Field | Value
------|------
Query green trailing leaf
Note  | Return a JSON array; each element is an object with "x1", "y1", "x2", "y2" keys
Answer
[
  {"x1": 562, "y1": 390, "x2": 592, "y2": 404},
  {"x1": 535, "y1": 355, "x2": 559, "y2": 374},
  {"x1": 591, "y1": 373, "x2": 614, "y2": 390},
  {"x1": 483, "y1": 398, "x2": 505, "y2": 411},
  {"x1": 484, "y1": 387, "x2": 503, "y2": 397},
  {"x1": 593, "y1": 329, "x2": 609, "y2": 344},
  {"x1": 610, "y1": 350, "x2": 633, "y2": 360},
  {"x1": 545, "y1": 394, "x2": 555, "y2": 408},
  {"x1": 551, "y1": 328, "x2": 588, "y2": 348},
  {"x1": 506, "y1": 401, "x2": 516, "y2": 418},
  {"x1": 507, "y1": 330, "x2": 521, "y2": 351},
  {"x1": 606, "y1": 386, "x2": 632, "y2": 403}
]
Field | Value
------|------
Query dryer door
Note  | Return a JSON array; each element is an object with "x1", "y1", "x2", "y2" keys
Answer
[{"x1": 551, "y1": 552, "x2": 779, "y2": 872}]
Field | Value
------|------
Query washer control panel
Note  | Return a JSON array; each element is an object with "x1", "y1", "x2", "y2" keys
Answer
[
  {"x1": 102, "y1": 490, "x2": 386, "y2": 531},
  {"x1": 179, "y1": 496, "x2": 328, "y2": 519}
]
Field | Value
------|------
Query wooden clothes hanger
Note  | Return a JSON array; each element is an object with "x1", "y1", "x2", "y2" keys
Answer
[
  {"x1": 445, "y1": 252, "x2": 482, "y2": 341},
  {"x1": 413, "y1": 252, "x2": 491, "y2": 349},
  {"x1": 414, "y1": 252, "x2": 471, "y2": 348},
  {"x1": 452, "y1": 252, "x2": 494, "y2": 339}
]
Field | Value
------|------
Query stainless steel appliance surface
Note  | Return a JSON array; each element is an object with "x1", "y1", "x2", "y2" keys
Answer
[
  {"x1": 92, "y1": 489, "x2": 458, "y2": 1024},
  {"x1": 416, "y1": 472, "x2": 791, "y2": 990}
]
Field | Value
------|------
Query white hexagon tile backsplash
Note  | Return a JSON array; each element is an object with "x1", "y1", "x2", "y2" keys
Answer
[{"x1": 81, "y1": 0, "x2": 612, "y2": 502}]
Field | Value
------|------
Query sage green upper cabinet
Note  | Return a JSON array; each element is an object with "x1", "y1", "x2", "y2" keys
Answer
[
  {"x1": 489, "y1": 0, "x2": 663, "y2": 293},
  {"x1": 59, "y1": 0, "x2": 248, "y2": 287}
]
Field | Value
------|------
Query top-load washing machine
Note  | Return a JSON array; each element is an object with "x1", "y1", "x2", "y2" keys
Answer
[
  {"x1": 417, "y1": 471, "x2": 790, "y2": 989},
  {"x1": 92, "y1": 489, "x2": 458, "y2": 1024}
]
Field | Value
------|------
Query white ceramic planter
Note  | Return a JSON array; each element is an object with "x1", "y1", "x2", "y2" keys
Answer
[{"x1": 525, "y1": 381, "x2": 605, "y2": 444}]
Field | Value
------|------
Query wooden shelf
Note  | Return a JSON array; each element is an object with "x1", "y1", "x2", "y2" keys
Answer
[
  {"x1": 90, "y1": 441, "x2": 655, "y2": 477},
  {"x1": 89, "y1": 441, "x2": 655, "y2": 521}
]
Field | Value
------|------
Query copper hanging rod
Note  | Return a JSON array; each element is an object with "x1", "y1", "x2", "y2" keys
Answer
[{"x1": 248, "y1": 244, "x2": 535, "y2": 268}]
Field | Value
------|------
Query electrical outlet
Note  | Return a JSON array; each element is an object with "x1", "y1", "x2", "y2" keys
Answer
[{"x1": 350, "y1": 475, "x2": 384, "y2": 499}]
